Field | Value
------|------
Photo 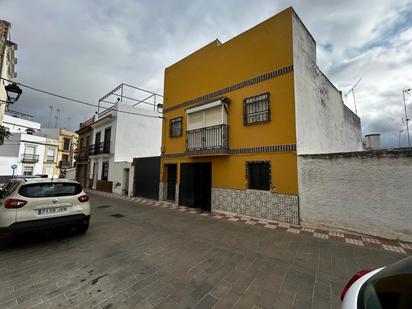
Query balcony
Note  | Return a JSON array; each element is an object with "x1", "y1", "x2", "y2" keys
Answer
[
  {"x1": 59, "y1": 160, "x2": 71, "y2": 169},
  {"x1": 186, "y1": 124, "x2": 229, "y2": 156},
  {"x1": 88, "y1": 141, "x2": 111, "y2": 156},
  {"x1": 21, "y1": 153, "x2": 39, "y2": 163},
  {"x1": 74, "y1": 147, "x2": 89, "y2": 161}
]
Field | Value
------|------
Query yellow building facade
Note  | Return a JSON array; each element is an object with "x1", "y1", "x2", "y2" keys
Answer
[
  {"x1": 160, "y1": 7, "x2": 362, "y2": 224},
  {"x1": 41, "y1": 128, "x2": 78, "y2": 177}
]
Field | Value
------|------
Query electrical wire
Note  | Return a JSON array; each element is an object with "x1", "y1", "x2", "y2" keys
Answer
[{"x1": 0, "y1": 77, "x2": 164, "y2": 120}]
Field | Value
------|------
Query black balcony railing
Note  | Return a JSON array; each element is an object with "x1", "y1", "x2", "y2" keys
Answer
[
  {"x1": 74, "y1": 147, "x2": 89, "y2": 161},
  {"x1": 88, "y1": 141, "x2": 111, "y2": 155},
  {"x1": 186, "y1": 124, "x2": 229, "y2": 155},
  {"x1": 59, "y1": 160, "x2": 71, "y2": 169},
  {"x1": 21, "y1": 153, "x2": 39, "y2": 163}
]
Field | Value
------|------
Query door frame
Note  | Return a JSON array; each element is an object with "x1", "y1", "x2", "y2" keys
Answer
[
  {"x1": 166, "y1": 164, "x2": 177, "y2": 202},
  {"x1": 122, "y1": 168, "x2": 130, "y2": 195}
]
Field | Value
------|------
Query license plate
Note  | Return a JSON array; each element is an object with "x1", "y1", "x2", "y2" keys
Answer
[{"x1": 37, "y1": 207, "x2": 67, "y2": 215}]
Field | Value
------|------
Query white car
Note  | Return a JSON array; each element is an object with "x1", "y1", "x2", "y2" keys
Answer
[
  {"x1": 341, "y1": 256, "x2": 412, "y2": 308},
  {"x1": 0, "y1": 178, "x2": 90, "y2": 237}
]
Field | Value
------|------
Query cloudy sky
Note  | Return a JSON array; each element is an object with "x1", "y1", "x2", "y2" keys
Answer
[{"x1": 1, "y1": 0, "x2": 411, "y2": 147}]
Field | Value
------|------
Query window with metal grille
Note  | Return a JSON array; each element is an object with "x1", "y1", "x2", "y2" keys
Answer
[
  {"x1": 102, "y1": 162, "x2": 109, "y2": 181},
  {"x1": 23, "y1": 166, "x2": 34, "y2": 176},
  {"x1": 243, "y1": 93, "x2": 270, "y2": 125},
  {"x1": 46, "y1": 148, "x2": 55, "y2": 162},
  {"x1": 247, "y1": 162, "x2": 271, "y2": 190},
  {"x1": 169, "y1": 117, "x2": 183, "y2": 137}
]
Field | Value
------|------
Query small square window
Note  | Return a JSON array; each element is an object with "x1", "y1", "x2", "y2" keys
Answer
[
  {"x1": 243, "y1": 93, "x2": 270, "y2": 125},
  {"x1": 169, "y1": 117, "x2": 183, "y2": 137},
  {"x1": 247, "y1": 162, "x2": 271, "y2": 191},
  {"x1": 23, "y1": 166, "x2": 34, "y2": 176}
]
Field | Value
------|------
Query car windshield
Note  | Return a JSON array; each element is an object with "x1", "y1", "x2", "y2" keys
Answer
[
  {"x1": 358, "y1": 257, "x2": 412, "y2": 309},
  {"x1": 18, "y1": 183, "x2": 82, "y2": 198}
]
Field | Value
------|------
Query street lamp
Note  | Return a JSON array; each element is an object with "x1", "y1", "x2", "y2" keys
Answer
[
  {"x1": 5, "y1": 82, "x2": 22, "y2": 104},
  {"x1": 402, "y1": 88, "x2": 411, "y2": 147}
]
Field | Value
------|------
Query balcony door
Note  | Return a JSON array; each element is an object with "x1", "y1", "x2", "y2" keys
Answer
[
  {"x1": 104, "y1": 127, "x2": 111, "y2": 153},
  {"x1": 166, "y1": 164, "x2": 177, "y2": 202},
  {"x1": 95, "y1": 132, "x2": 101, "y2": 145},
  {"x1": 24, "y1": 145, "x2": 36, "y2": 162}
]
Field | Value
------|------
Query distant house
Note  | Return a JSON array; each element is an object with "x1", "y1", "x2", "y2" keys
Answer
[
  {"x1": 75, "y1": 119, "x2": 93, "y2": 188},
  {"x1": 0, "y1": 112, "x2": 59, "y2": 178},
  {"x1": 40, "y1": 128, "x2": 78, "y2": 177},
  {"x1": 76, "y1": 101, "x2": 162, "y2": 195}
]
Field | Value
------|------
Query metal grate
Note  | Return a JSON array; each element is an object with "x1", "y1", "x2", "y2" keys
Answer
[
  {"x1": 186, "y1": 124, "x2": 228, "y2": 153},
  {"x1": 247, "y1": 162, "x2": 271, "y2": 190},
  {"x1": 110, "y1": 213, "x2": 125, "y2": 218},
  {"x1": 169, "y1": 117, "x2": 183, "y2": 137},
  {"x1": 243, "y1": 92, "x2": 270, "y2": 125}
]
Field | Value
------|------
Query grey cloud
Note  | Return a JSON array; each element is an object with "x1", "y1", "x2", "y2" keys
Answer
[{"x1": 1, "y1": 0, "x2": 411, "y2": 148}]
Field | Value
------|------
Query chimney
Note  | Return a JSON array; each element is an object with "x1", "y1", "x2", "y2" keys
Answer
[{"x1": 364, "y1": 134, "x2": 381, "y2": 150}]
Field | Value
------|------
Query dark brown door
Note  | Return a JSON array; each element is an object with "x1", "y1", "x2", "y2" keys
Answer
[
  {"x1": 166, "y1": 164, "x2": 177, "y2": 202},
  {"x1": 179, "y1": 163, "x2": 211, "y2": 211}
]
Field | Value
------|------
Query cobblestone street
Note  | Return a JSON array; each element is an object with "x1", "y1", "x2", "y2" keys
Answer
[{"x1": 0, "y1": 193, "x2": 406, "y2": 309}]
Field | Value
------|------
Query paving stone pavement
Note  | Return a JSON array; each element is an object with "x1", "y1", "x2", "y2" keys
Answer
[
  {"x1": 0, "y1": 192, "x2": 407, "y2": 309},
  {"x1": 89, "y1": 189, "x2": 412, "y2": 255}
]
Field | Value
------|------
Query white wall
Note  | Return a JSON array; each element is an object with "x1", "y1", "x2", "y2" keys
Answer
[
  {"x1": 108, "y1": 160, "x2": 132, "y2": 195},
  {"x1": 18, "y1": 133, "x2": 46, "y2": 175},
  {"x1": 3, "y1": 114, "x2": 41, "y2": 133},
  {"x1": 0, "y1": 133, "x2": 47, "y2": 176},
  {"x1": 91, "y1": 117, "x2": 116, "y2": 154},
  {"x1": 114, "y1": 103, "x2": 161, "y2": 161},
  {"x1": 89, "y1": 156, "x2": 132, "y2": 195},
  {"x1": 298, "y1": 150, "x2": 412, "y2": 242},
  {"x1": 88, "y1": 103, "x2": 161, "y2": 195},
  {"x1": 292, "y1": 13, "x2": 363, "y2": 155}
]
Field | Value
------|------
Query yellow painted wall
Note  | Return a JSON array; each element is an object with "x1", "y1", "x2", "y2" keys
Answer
[
  {"x1": 161, "y1": 8, "x2": 298, "y2": 195},
  {"x1": 162, "y1": 151, "x2": 298, "y2": 195}
]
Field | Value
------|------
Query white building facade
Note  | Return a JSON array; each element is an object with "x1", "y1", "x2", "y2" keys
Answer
[
  {"x1": 86, "y1": 102, "x2": 161, "y2": 195},
  {"x1": 0, "y1": 20, "x2": 18, "y2": 125},
  {"x1": 0, "y1": 113, "x2": 59, "y2": 178}
]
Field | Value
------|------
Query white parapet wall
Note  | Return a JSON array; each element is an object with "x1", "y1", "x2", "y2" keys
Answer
[
  {"x1": 292, "y1": 12, "x2": 363, "y2": 155},
  {"x1": 298, "y1": 149, "x2": 412, "y2": 242}
]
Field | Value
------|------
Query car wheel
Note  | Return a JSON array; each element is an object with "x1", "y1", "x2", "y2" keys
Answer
[{"x1": 77, "y1": 222, "x2": 89, "y2": 234}]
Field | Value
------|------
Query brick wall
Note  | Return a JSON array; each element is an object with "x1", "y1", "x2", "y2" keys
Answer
[{"x1": 298, "y1": 149, "x2": 412, "y2": 241}]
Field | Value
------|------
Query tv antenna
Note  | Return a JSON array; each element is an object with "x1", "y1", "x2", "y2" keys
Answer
[
  {"x1": 402, "y1": 88, "x2": 411, "y2": 147},
  {"x1": 47, "y1": 105, "x2": 54, "y2": 127},
  {"x1": 344, "y1": 78, "x2": 362, "y2": 115},
  {"x1": 55, "y1": 108, "x2": 61, "y2": 128}
]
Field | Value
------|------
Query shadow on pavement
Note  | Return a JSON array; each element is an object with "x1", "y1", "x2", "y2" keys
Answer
[{"x1": 0, "y1": 227, "x2": 85, "y2": 251}]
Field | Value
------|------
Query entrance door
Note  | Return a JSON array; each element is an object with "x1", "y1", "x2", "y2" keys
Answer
[
  {"x1": 180, "y1": 163, "x2": 211, "y2": 211},
  {"x1": 123, "y1": 168, "x2": 129, "y2": 195},
  {"x1": 166, "y1": 164, "x2": 177, "y2": 202}
]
